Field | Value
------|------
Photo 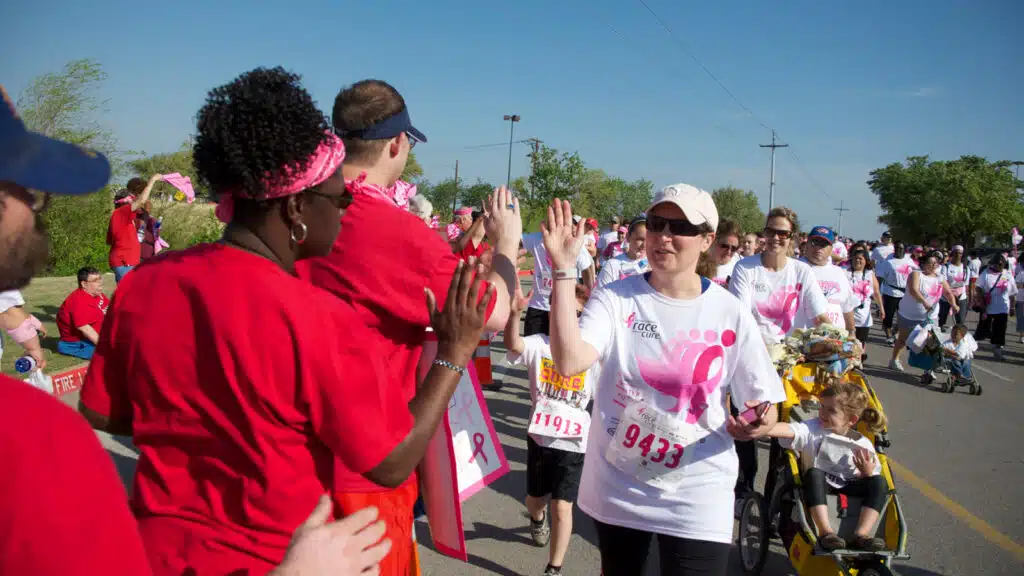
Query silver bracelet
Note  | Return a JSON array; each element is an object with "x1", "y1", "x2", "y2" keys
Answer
[{"x1": 432, "y1": 358, "x2": 466, "y2": 375}]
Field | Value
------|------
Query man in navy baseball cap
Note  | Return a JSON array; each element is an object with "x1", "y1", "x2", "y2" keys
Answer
[{"x1": 0, "y1": 85, "x2": 112, "y2": 291}]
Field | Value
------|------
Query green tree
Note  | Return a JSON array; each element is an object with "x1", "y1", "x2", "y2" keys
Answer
[
  {"x1": 127, "y1": 141, "x2": 210, "y2": 201},
  {"x1": 402, "y1": 152, "x2": 423, "y2": 182},
  {"x1": 461, "y1": 180, "x2": 495, "y2": 212},
  {"x1": 524, "y1": 144, "x2": 585, "y2": 224},
  {"x1": 711, "y1": 186, "x2": 765, "y2": 234},
  {"x1": 419, "y1": 178, "x2": 461, "y2": 220},
  {"x1": 868, "y1": 155, "x2": 1024, "y2": 246},
  {"x1": 17, "y1": 59, "x2": 119, "y2": 275}
]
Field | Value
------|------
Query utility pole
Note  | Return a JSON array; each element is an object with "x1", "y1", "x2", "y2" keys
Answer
[
  {"x1": 834, "y1": 200, "x2": 850, "y2": 237},
  {"x1": 451, "y1": 160, "x2": 460, "y2": 216},
  {"x1": 759, "y1": 130, "x2": 788, "y2": 210},
  {"x1": 503, "y1": 114, "x2": 521, "y2": 190}
]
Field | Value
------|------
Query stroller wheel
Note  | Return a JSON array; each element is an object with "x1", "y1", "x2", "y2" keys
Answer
[
  {"x1": 942, "y1": 377, "x2": 954, "y2": 394},
  {"x1": 857, "y1": 564, "x2": 895, "y2": 576},
  {"x1": 972, "y1": 383, "x2": 983, "y2": 396},
  {"x1": 737, "y1": 493, "x2": 768, "y2": 574}
]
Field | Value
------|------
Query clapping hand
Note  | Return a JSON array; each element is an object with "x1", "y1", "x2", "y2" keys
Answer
[
  {"x1": 426, "y1": 259, "x2": 495, "y2": 368},
  {"x1": 540, "y1": 198, "x2": 586, "y2": 271}
]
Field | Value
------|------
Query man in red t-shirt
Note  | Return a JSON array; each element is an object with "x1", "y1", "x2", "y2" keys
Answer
[
  {"x1": 56, "y1": 266, "x2": 109, "y2": 359},
  {"x1": 107, "y1": 173, "x2": 161, "y2": 283},
  {"x1": 297, "y1": 79, "x2": 522, "y2": 574}
]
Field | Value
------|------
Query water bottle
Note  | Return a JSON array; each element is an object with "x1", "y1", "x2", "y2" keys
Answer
[
  {"x1": 154, "y1": 216, "x2": 163, "y2": 232},
  {"x1": 14, "y1": 356, "x2": 36, "y2": 374}
]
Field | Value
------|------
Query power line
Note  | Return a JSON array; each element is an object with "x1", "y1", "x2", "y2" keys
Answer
[{"x1": 635, "y1": 0, "x2": 772, "y2": 132}]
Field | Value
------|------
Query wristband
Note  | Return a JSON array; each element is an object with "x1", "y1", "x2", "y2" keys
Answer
[
  {"x1": 553, "y1": 269, "x2": 578, "y2": 281},
  {"x1": 432, "y1": 358, "x2": 466, "y2": 375}
]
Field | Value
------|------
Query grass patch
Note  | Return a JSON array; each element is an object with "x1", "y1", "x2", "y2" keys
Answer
[{"x1": 1, "y1": 275, "x2": 105, "y2": 376}]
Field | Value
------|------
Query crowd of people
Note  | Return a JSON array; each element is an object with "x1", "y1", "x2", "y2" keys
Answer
[{"x1": 1, "y1": 64, "x2": 1022, "y2": 576}]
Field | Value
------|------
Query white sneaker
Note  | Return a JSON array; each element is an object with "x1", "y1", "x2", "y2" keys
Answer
[{"x1": 889, "y1": 359, "x2": 905, "y2": 372}]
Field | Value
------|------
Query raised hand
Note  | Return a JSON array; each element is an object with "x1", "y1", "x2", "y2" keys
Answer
[
  {"x1": 510, "y1": 282, "x2": 533, "y2": 314},
  {"x1": 271, "y1": 497, "x2": 391, "y2": 576},
  {"x1": 482, "y1": 186, "x2": 523, "y2": 251},
  {"x1": 540, "y1": 198, "x2": 586, "y2": 270},
  {"x1": 425, "y1": 259, "x2": 495, "y2": 367},
  {"x1": 853, "y1": 447, "x2": 875, "y2": 477}
]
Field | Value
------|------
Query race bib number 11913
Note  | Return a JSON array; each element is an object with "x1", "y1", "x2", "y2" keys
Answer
[{"x1": 528, "y1": 399, "x2": 589, "y2": 439}]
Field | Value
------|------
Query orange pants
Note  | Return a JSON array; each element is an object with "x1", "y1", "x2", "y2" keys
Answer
[{"x1": 335, "y1": 481, "x2": 420, "y2": 576}]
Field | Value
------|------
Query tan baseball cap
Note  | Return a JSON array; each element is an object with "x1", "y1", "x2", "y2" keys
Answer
[{"x1": 647, "y1": 183, "x2": 719, "y2": 231}]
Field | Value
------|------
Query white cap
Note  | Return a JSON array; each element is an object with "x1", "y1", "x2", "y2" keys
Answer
[
  {"x1": 647, "y1": 183, "x2": 719, "y2": 231},
  {"x1": 572, "y1": 215, "x2": 582, "y2": 224}
]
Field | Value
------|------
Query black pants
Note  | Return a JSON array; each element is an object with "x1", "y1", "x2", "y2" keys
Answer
[
  {"x1": 882, "y1": 295, "x2": 901, "y2": 332},
  {"x1": 854, "y1": 326, "x2": 871, "y2": 345},
  {"x1": 729, "y1": 402, "x2": 758, "y2": 495},
  {"x1": 803, "y1": 468, "x2": 888, "y2": 513},
  {"x1": 593, "y1": 520, "x2": 730, "y2": 576},
  {"x1": 523, "y1": 306, "x2": 550, "y2": 337},
  {"x1": 938, "y1": 297, "x2": 967, "y2": 327},
  {"x1": 976, "y1": 313, "x2": 1009, "y2": 347}
]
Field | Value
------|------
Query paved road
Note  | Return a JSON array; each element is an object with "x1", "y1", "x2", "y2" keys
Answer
[{"x1": 78, "y1": 310, "x2": 1023, "y2": 575}]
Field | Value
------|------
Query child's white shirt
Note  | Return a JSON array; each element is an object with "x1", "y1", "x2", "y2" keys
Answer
[
  {"x1": 506, "y1": 334, "x2": 597, "y2": 454},
  {"x1": 781, "y1": 418, "x2": 880, "y2": 488},
  {"x1": 942, "y1": 333, "x2": 978, "y2": 361}
]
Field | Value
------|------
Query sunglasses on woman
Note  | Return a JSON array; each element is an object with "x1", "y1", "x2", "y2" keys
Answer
[
  {"x1": 718, "y1": 242, "x2": 739, "y2": 253},
  {"x1": 763, "y1": 227, "x2": 793, "y2": 239},
  {"x1": 647, "y1": 215, "x2": 703, "y2": 237}
]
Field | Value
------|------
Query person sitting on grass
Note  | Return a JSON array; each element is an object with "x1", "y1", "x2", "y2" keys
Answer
[
  {"x1": 55, "y1": 267, "x2": 109, "y2": 359},
  {"x1": 757, "y1": 382, "x2": 888, "y2": 552},
  {"x1": 503, "y1": 281, "x2": 596, "y2": 576},
  {"x1": 942, "y1": 323, "x2": 977, "y2": 384}
]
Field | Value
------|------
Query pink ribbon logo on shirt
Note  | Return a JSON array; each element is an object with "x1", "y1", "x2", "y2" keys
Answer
[
  {"x1": 756, "y1": 284, "x2": 802, "y2": 335},
  {"x1": 925, "y1": 282, "x2": 944, "y2": 307},
  {"x1": 637, "y1": 329, "x2": 737, "y2": 423},
  {"x1": 852, "y1": 279, "x2": 871, "y2": 302}
]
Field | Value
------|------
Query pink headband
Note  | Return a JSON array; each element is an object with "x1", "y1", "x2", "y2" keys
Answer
[
  {"x1": 115, "y1": 195, "x2": 135, "y2": 206},
  {"x1": 214, "y1": 131, "x2": 346, "y2": 223},
  {"x1": 344, "y1": 173, "x2": 417, "y2": 209}
]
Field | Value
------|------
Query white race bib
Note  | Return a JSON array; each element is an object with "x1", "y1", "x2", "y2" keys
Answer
[
  {"x1": 528, "y1": 398, "x2": 589, "y2": 440},
  {"x1": 604, "y1": 402, "x2": 701, "y2": 490},
  {"x1": 813, "y1": 433, "x2": 861, "y2": 488}
]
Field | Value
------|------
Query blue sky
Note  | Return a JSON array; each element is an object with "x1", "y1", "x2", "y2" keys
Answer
[{"x1": 3, "y1": 0, "x2": 1021, "y2": 239}]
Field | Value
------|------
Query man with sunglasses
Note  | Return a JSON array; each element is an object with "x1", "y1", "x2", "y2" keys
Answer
[{"x1": 803, "y1": 226, "x2": 858, "y2": 333}]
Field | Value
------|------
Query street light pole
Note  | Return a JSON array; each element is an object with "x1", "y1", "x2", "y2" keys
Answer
[{"x1": 503, "y1": 114, "x2": 520, "y2": 190}]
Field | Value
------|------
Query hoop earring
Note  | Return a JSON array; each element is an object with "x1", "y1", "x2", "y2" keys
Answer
[{"x1": 290, "y1": 222, "x2": 308, "y2": 245}]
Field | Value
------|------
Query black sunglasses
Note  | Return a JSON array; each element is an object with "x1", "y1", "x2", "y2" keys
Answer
[
  {"x1": 308, "y1": 189, "x2": 352, "y2": 210},
  {"x1": 718, "y1": 242, "x2": 739, "y2": 253},
  {"x1": 763, "y1": 227, "x2": 793, "y2": 240},
  {"x1": 405, "y1": 132, "x2": 419, "y2": 149},
  {"x1": 808, "y1": 238, "x2": 831, "y2": 248},
  {"x1": 647, "y1": 215, "x2": 704, "y2": 237}
]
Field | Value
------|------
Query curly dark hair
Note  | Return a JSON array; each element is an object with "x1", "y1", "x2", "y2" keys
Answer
[{"x1": 193, "y1": 67, "x2": 330, "y2": 201}]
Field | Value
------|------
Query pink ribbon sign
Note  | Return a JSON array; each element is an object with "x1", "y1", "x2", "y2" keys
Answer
[{"x1": 161, "y1": 173, "x2": 196, "y2": 203}]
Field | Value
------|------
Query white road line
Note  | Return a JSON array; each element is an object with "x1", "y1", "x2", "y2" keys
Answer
[{"x1": 972, "y1": 363, "x2": 1013, "y2": 382}]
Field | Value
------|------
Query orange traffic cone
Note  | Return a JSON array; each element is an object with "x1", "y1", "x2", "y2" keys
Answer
[{"x1": 474, "y1": 335, "x2": 496, "y2": 388}]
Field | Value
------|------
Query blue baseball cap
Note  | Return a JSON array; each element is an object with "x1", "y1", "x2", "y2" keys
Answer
[
  {"x1": 0, "y1": 85, "x2": 111, "y2": 195},
  {"x1": 808, "y1": 226, "x2": 836, "y2": 244},
  {"x1": 334, "y1": 106, "x2": 427, "y2": 144}
]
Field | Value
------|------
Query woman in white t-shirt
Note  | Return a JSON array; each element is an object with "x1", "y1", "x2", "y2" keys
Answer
[
  {"x1": 846, "y1": 248, "x2": 884, "y2": 361},
  {"x1": 541, "y1": 185, "x2": 784, "y2": 575},
  {"x1": 1016, "y1": 260, "x2": 1024, "y2": 344},
  {"x1": 890, "y1": 251, "x2": 958, "y2": 372},
  {"x1": 939, "y1": 246, "x2": 970, "y2": 328},
  {"x1": 973, "y1": 254, "x2": 1019, "y2": 361},
  {"x1": 597, "y1": 218, "x2": 648, "y2": 287},
  {"x1": 709, "y1": 220, "x2": 741, "y2": 288}
]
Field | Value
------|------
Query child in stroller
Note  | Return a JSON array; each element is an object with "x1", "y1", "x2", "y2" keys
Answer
[
  {"x1": 940, "y1": 324, "x2": 980, "y2": 394},
  {"x1": 759, "y1": 383, "x2": 889, "y2": 552}
]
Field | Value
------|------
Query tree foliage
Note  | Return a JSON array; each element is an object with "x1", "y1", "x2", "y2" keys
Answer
[
  {"x1": 711, "y1": 186, "x2": 765, "y2": 234},
  {"x1": 868, "y1": 155, "x2": 1024, "y2": 246}
]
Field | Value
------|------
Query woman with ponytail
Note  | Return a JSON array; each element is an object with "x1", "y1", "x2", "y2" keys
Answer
[{"x1": 757, "y1": 382, "x2": 889, "y2": 553}]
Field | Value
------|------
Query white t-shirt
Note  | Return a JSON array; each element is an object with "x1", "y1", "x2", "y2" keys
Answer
[
  {"x1": 781, "y1": 419, "x2": 880, "y2": 488},
  {"x1": 976, "y1": 269, "x2": 1018, "y2": 315},
  {"x1": 847, "y1": 269, "x2": 876, "y2": 328},
  {"x1": 808, "y1": 263, "x2": 859, "y2": 327},
  {"x1": 576, "y1": 275, "x2": 785, "y2": 544},
  {"x1": 941, "y1": 263, "x2": 970, "y2": 300},
  {"x1": 877, "y1": 255, "x2": 918, "y2": 298},
  {"x1": 523, "y1": 232, "x2": 595, "y2": 311},
  {"x1": 897, "y1": 272, "x2": 944, "y2": 322},
  {"x1": 711, "y1": 258, "x2": 736, "y2": 288},
  {"x1": 832, "y1": 242, "x2": 849, "y2": 264},
  {"x1": 729, "y1": 255, "x2": 830, "y2": 344},
  {"x1": 870, "y1": 244, "x2": 894, "y2": 268},
  {"x1": 598, "y1": 230, "x2": 619, "y2": 252},
  {"x1": 968, "y1": 258, "x2": 982, "y2": 279},
  {"x1": 507, "y1": 334, "x2": 597, "y2": 454},
  {"x1": 0, "y1": 290, "x2": 27, "y2": 361},
  {"x1": 597, "y1": 253, "x2": 650, "y2": 288},
  {"x1": 942, "y1": 333, "x2": 978, "y2": 361}
]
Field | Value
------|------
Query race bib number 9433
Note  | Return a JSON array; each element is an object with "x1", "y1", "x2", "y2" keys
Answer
[{"x1": 605, "y1": 402, "x2": 699, "y2": 490}]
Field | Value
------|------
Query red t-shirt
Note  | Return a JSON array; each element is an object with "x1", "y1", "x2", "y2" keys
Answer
[
  {"x1": 459, "y1": 237, "x2": 490, "y2": 262},
  {"x1": 296, "y1": 195, "x2": 496, "y2": 491},
  {"x1": 107, "y1": 204, "x2": 141, "y2": 268},
  {"x1": 0, "y1": 374, "x2": 151, "y2": 576},
  {"x1": 56, "y1": 288, "x2": 109, "y2": 342},
  {"x1": 80, "y1": 244, "x2": 409, "y2": 575}
]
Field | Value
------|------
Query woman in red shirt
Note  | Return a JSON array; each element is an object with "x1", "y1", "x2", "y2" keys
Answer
[
  {"x1": 80, "y1": 67, "x2": 491, "y2": 575},
  {"x1": 107, "y1": 173, "x2": 161, "y2": 283}
]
